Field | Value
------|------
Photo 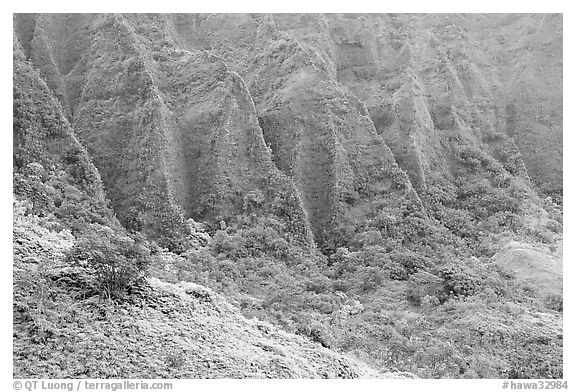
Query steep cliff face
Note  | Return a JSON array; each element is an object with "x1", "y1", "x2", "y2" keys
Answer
[
  {"x1": 160, "y1": 13, "x2": 561, "y2": 251},
  {"x1": 13, "y1": 13, "x2": 563, "y2": 380},
  {"x1": 323, "y1": 13, "x2": 561, "y2": 201},
  {"x1": 13, "y1": 31, "x2": 113, "y2": 228},
  {"x1": 13, "y1": 14, "x2": 97, "y2": 118},
  {"x1": 14, "y1": 13, "x2": 562, "y2": 251},
  {"x1": 15, "y1": 13, "x2": 315, "y2": 250},
  {"x1": 70, "y1": 14, "x2": 192, "y2": 248},
  {"x1": 475, "y1": 14, "x2": 563, "y2": 199},
  {"x1": 167, "y1": 14, "x2": 419, "y2": 249}
]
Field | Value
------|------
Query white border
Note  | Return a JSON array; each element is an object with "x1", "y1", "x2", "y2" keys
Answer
[{"x1": 2, "y1": 4, "x2": 572, "y2": 391}]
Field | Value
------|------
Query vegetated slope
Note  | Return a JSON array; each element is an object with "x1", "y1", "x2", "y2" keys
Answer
[
  {"x1": 13, "y1": 31, "x2": 114, "y2": 231},
  {"x1": 14, "y1": 13, "x2": 562, "y2": 251},
  {"x1": 13, "y1": 13, "x2": 563, "y2": 379},
  {"x1": 267, "y1": 13, "x2": 559, "y2": 234},
  {"x1": 14, "y1": 13, "x2": 314, "y2": 252},
  {"x1": 324, "y1": 13, "x2": 562, "y2": 202},
  {"x1": 14, "y1": 204, "x2": 397, "y2": 379},
  {"x1": 492, "y1": 241, "x2": 562, "y2": 301},
  {"x1": 150, "y1": 213, "x2": 563, "y2": 378},
  {"x1": 158, "y1": 13, "x2": 560, "y2": 254},
  {"x1": 12, "y1": 20, "x2": 394, "y2": 379},
  {"x1": 167, "y1": 13, "x2": 421, "y2": 252}
]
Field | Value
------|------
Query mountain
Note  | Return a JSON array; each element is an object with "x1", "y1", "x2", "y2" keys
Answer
[
  {"x1": 13, "y1": 29, "x2": 114, "y2": 230},
  {"x1": 15, "y1": 13, "x2": 314, "y2": 251},
  {"x1": 13, "y1": 13, "x2": 563, "y2": 379},
  {"x1": 14, "y1": 13, "x2": 562, "y2": 251}
]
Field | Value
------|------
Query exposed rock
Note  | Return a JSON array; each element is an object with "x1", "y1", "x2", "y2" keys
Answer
[{"x1": 491, "y1": 241, "x2": 562, "y2": 299}]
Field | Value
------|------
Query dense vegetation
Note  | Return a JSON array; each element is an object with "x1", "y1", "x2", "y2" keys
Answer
[
  {"x1": 13, "y1": 13, "x2": 563, "y2": 379},
  {"x1": 148, "y1": 186, "x2": 562, "y2": 378},
  {"x1": 14, "y1": 149, "x2": 562, "y2": 378}
]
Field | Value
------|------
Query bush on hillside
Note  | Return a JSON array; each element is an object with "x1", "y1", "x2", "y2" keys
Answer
[
  {"x1": 438, "y1": 260, "x2": 483, "y2": 298},
  {"x1": 65, "y1": 227, "x2": 151, "y2": 300},
  {"x1": 406, "y1": 271, "x2": 444, "y2": 305}
]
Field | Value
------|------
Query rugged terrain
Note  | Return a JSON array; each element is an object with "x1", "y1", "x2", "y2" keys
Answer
[
  {"x1": 14, "y1": 203, "x2": 396, "y2": 378},
  {"x1": 13, "y1": 13, "x2": 562, "y2": 379}
]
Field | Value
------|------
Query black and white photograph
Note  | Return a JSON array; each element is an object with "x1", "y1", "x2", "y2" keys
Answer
[{"x1": 9, "y1": 7, "x2": 568, "y2": 387}]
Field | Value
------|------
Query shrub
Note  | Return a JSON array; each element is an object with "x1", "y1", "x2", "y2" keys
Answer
[
  {"x1": 544, "y1": 293, "x2": 563, "y2": 312},
  {"x1": 354, "y1": 266, "x2": 386, "y2": 293},
  {"x1": 211, "y1": 230, "x2": 247, "y2": 259},
  {"x1": 406, "y1": 271, "x2": 444, "y2": 305},
  {"x1": 438, "y1": 261, "x2": 483, "y2": 298},
  {"x1": 356, "y1": 230, "x2": 383, "y2": 247},
  {"x1": 296, "y1": 321, "x2": 332, "y2": 348},
  {"x1": 389, "y1": 251, "x2": 430, "y2": 278},
  {"x1": 242, "y1": 190, "x2": 265, "y2": 213},
  {"x1": 65, "y1": 227, "x2": 151, "y2": 300},
  {"x1": 305, "y1": 276, "x2": 332, "y2": 294}
]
